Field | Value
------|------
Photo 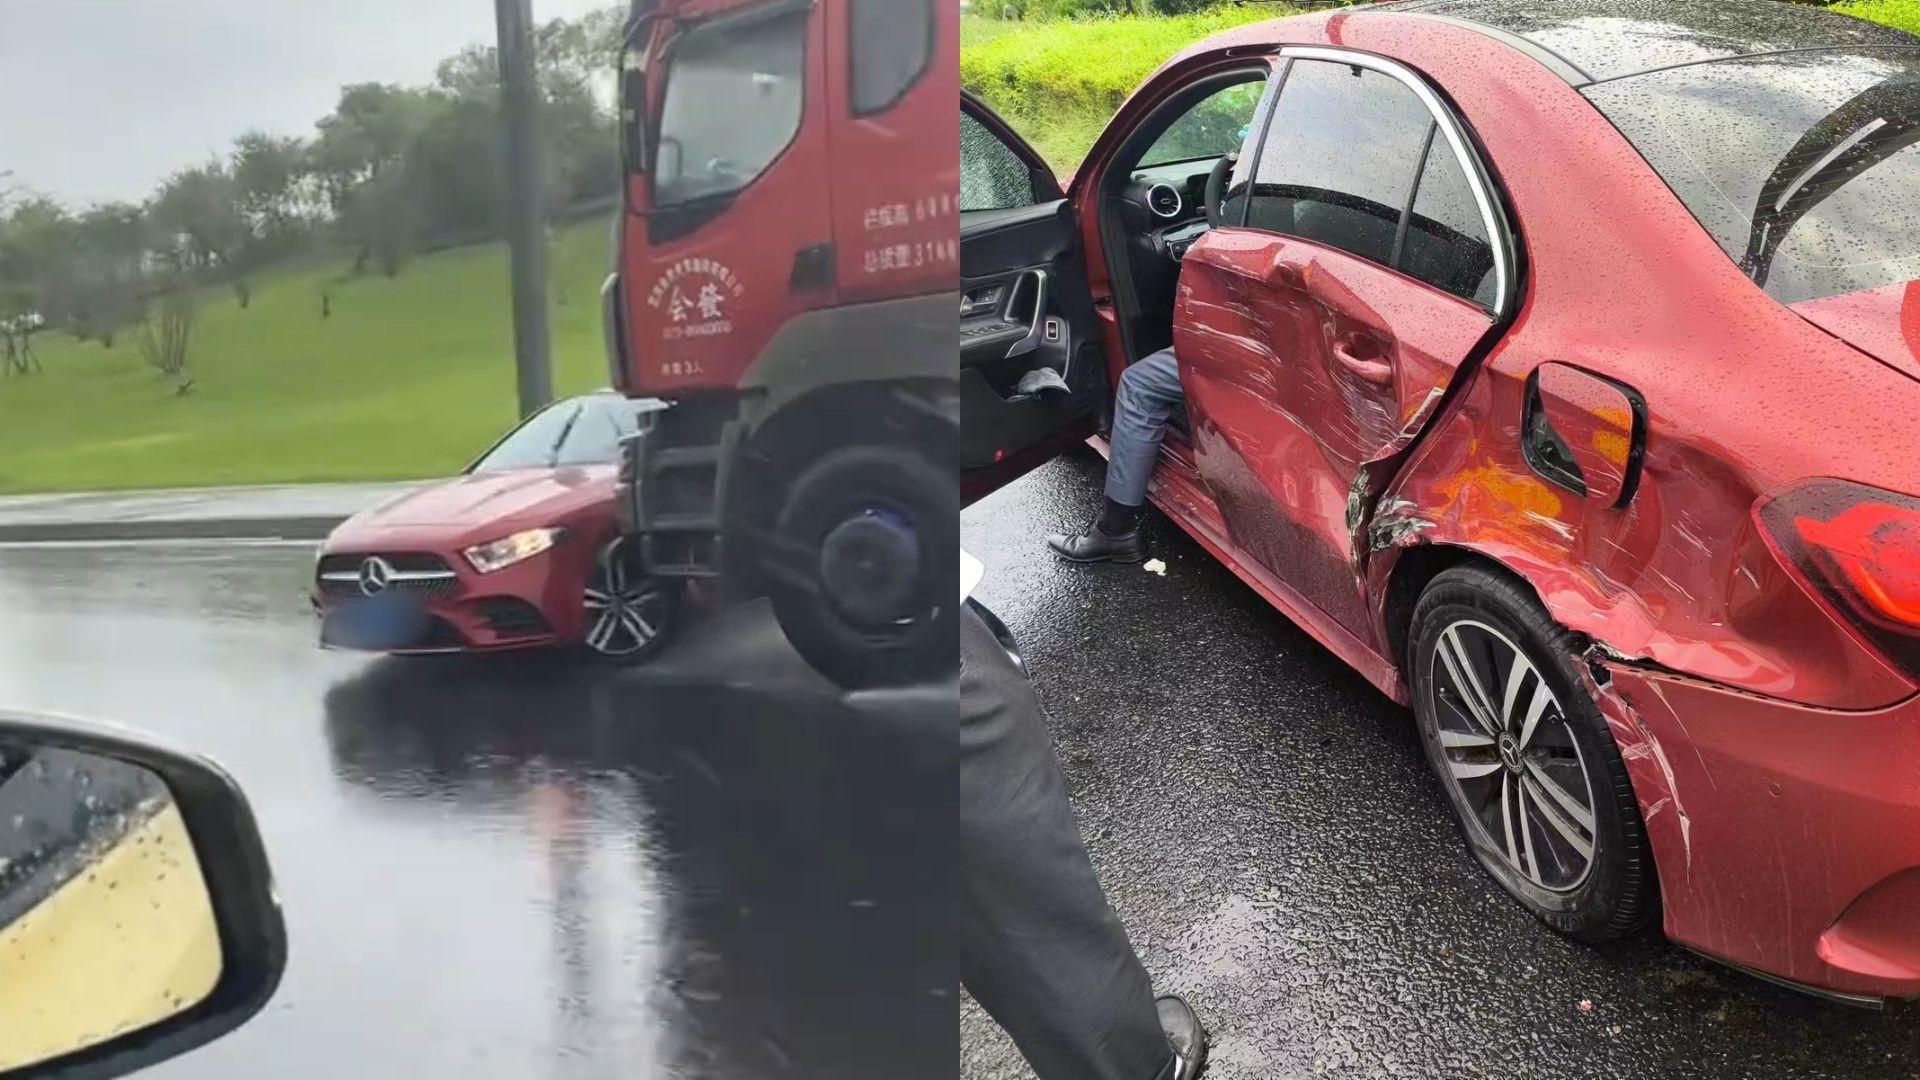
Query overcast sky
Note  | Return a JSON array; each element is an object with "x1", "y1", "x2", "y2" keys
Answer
[{"x1": 0, "y1": 0, "x2": 612, "y2": 207}]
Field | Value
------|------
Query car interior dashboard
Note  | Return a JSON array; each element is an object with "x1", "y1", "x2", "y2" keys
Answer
[{"x1": 1112, "y1": 155, "x2": 1223, "y2": 360}]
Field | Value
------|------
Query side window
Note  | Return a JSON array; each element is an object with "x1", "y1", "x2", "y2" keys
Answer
[
  {"x1": 1245, "y1": 60, "x2": 1435, "y2": 267},
  {"x1": 1140, "y1": 81, "x2": 1267, "y2": 168},
  {"x1": 850, "y1": 0, "x2": 933, "y2": 116},
  {"x1": 1223, "y1": 76, "x2": 1281, "y2": 225},
  {"x1": 1401, "y1": 141, "x2": 1498, "y2": 306},
  {"x1": 652, "y1": 10, "x2": 807, "y2": 210},
  {"x1": 961, "y1": 111, "x2": 1038, "y2": 212}
]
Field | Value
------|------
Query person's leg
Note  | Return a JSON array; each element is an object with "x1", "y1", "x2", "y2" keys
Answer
[
  {"x1": 959, "y1": 604, "x2": 1201, "y2": 1080},
  {"x1": 1048, "y1": 348, "x2": 1183, "y2": 563}
]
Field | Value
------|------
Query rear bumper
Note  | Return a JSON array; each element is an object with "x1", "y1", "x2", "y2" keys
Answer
[{"x1": 1601, "y1": 664, "x2": 1920, "y2": 1000}]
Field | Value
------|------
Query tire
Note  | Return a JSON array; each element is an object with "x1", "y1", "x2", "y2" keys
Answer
[
  {"x1": 766, "y1": 444, "x2": 958, "y2": 690},
  {"x1": 580, "y1": 537, "x2": 682, "y2": 666},
  {"x1": 1407, "y1": 563, "x2": 1657, "y2": 943}
]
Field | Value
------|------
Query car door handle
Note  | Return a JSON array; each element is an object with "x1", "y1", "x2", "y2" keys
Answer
[
  {"x1": 1264, "y1": 254, "x2": 1301, "y2": 289},
  {"x1": 1004, "y1": 269, "x2": 1049, "y2": 361},
  {"x1": 1332, "y1": 335, "x2": 1394, "y2": 387}
]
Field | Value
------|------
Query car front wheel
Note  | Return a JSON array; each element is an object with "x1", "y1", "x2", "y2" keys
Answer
[
  {"x1": 1408, "y1": 563, "x2": 1657, "y2": 943},
  {"x1": 582, "y1": 538, "x2": 681, "y2": 665}
]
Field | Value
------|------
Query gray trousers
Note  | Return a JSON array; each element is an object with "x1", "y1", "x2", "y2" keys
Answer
[
  {"x1": 1105, "y1": 348, "x2": 1184, "y2": 508},
  {"x1": 960, "y1": 604, "x2": 1176, "y2": 1080}
]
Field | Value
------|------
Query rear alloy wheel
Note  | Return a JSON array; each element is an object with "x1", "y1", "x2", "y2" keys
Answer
[
  {"x1": 582, "y1": 538, "x2": 680, "y2": 665},
  {"x1": 1408, "y1": 563, "x2": 1656, "y2": 943}
]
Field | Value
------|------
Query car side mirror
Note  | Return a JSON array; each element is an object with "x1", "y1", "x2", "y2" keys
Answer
[{"x1": 0, "y1": 711, "x2": 284, "y2": 1080}]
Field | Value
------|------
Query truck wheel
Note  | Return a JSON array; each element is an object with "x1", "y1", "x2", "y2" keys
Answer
[
  {"x1": 1407, "y1": 563, "x2": 1657, "y2": 943},
  {"x1": 768, "y1": 445, "x2": 957, "y2": 689}
]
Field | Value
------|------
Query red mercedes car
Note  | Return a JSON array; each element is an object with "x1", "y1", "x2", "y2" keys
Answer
[
  {"x1": 961, "y1": 0, "x2": 1920, "y2": 1003},
  {"x1": 315, "y1": 392, "x2": 681, "y2": 663}
]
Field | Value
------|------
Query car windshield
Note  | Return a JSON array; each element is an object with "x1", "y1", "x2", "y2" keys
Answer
[
  {"x1": 471, "y1": 398, "x2": 638, "y2": 472},
  {"x1": 1586, "y1": 48, "x2": 1920, "y2": 306}
]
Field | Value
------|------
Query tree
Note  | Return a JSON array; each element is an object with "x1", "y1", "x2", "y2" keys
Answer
[
  {"x1": 135, "y1": 270, "x2": 196, "y2": 395},
  {"x1": 340, "y1": 167, "x2": 419, "y2": 278},
  {"x1": 405, "y1": 93, "x2": 503, "y2": 245},
  {"x1": 232, "y1": 131, "x2": 318, "y2": 254},
  {"x1": 311, "y1": 83, "x2": 438, "y2": 269},
  {"x1": 69, "y1": 203, "x2": 150, "y2": 346},
  {"x1": 0, "y1": 197, "x2": 82, "y2": 333},
  {"x1": 152, "y1": 162, "x2": 257, "y2": 308}
]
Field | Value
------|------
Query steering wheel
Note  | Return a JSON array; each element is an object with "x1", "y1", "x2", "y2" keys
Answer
[{"x1": 1204, "y1": 151, "x2": 1239, "y2": 229}]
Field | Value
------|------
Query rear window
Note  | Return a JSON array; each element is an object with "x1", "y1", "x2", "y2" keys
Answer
[{"x1": 1586, "y1": 48, "x2": 1920, "y2": 306}]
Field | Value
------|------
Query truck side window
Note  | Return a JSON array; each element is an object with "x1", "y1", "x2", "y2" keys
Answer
[
  {"x1": 653, "y1": 9, "x2": 807, "y2": 210},
  {"x1": 851, "y1": 0, "x2": 933, "y2": 116},
  {"x1": 961, "y1": 112, "x2": 1037, "y2": 212}
]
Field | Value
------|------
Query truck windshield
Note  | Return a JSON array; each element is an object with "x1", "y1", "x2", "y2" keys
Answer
[
  {"x1": 1586, "y1": 48, "x2": 1920, "y2": 306},
  {"x1": 652, "y1": 8, "x2": 807, "y2": 209}
]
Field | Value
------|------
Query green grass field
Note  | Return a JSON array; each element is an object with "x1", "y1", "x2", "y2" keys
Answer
[
  {"x1": 961, "y1": 7, "x2": 1283, "y2": 171},
  {"x1": 963, "y1": 0, "x2": 1920, "y2": 172},
  {"x1": 0, "y1": 223, "x2": 615, "y2": 494},
  {"x1": 1834, "y1": 0, "x2": 1920, "y2": 32}
]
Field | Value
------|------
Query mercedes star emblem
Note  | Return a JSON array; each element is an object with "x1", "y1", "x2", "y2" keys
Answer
[{"x1": 358, "y1": 556, "x2": 395, "y2": 597}]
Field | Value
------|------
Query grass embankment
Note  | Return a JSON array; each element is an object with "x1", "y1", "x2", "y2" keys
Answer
[
  {"x1": 1833, "y1": 0, "x2": 1920, "y2": 31},
  {"x1": 961, "y1": 6, "x2": 1283, "y2": 173},
  {"x1": 963, "y1": 0, "x2": 1920, "y2": 173},
  {"x1": 0, "y1": 222, "x2": 615, "y2": 494}
]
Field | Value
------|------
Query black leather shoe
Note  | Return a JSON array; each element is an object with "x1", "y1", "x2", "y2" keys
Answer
[
  {"x1": 1046, "y1": 525, "x2": 1145, "y2": 563},
  {"x1": 1157, "y1": 995, "x2": 1206, "y2": 1080}
]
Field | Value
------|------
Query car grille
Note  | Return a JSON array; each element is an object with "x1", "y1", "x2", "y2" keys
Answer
[{"x1": 316, "y1": 552, "x2": 461, "y2": 599}]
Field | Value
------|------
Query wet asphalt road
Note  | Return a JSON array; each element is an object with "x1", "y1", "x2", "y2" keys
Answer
[
  {"x1": 0, "y1": 541, "x2": 952, "y2": 1080},
  {"x1": 961, "y1": 450, "x2": 1920, "y2": 1080}
]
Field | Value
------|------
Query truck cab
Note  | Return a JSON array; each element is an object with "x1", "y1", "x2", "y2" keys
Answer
[{"x1": 605, "y1": 0, "x2": 958, "y2": 688}]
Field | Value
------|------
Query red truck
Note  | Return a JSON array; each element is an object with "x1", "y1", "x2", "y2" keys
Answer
[{"x1": 605, "y1": 0, "x2": 958, "y2": 687}]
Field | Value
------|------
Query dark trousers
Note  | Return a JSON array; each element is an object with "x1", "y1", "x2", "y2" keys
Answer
[{"x1": 959, "y1": 605, "x2": 1175, "y2": 1080}]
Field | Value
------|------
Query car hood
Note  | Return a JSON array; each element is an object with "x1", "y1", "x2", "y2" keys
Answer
[
  {"x1": 1791, "y1": 279, "x2": 1920, "y2": 383},
  {"x1": 337, "y1": 467, "x2": 614, "y2": 540}
]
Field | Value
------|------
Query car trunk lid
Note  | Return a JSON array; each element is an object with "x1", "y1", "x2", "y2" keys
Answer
[{"x1": 1791, "y1": 279, "x2": 1920, "y2": 383}]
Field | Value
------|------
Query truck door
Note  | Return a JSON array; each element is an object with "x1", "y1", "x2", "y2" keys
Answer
[
  {"x1": 822, "y1": 0, "x2": 958, "y2": 307},
  {"x1": 618, "y1": 0, "x2": 833, "y2": 396}
]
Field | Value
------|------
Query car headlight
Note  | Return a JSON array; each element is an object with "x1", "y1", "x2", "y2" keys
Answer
[{"x1": 464, "y1": 527, "x2": 566, "y2": 574}]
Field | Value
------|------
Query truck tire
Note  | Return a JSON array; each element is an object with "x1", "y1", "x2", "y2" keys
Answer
[{"x1": 768, "y1": 444, "x2": 957, "y2": 689}]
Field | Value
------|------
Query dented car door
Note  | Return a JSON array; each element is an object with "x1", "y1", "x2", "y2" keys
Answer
[{"x1": 1175, "y1": 51, "x2": 1508, "y2": 643}]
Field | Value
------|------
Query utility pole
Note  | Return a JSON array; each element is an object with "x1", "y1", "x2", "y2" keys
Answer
[{"x1": 496, "y1": 0, "x2": 553, "y2": 417}]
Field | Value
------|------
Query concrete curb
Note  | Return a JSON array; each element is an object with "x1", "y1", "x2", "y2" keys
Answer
[
  {"x1": 0, "y1": 516, "x2": 345, "y2": 544},
  {"x1": 0, "y1": 480, "x2": 423, "y2": 544}
]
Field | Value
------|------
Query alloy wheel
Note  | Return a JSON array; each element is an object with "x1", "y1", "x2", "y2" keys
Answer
[
  {"x1": 583, "y1": 541, "x2": 672, "y2": 658},
  {"x1": 1424, "y1": 619, "x2": 1599, "y2": 891}
]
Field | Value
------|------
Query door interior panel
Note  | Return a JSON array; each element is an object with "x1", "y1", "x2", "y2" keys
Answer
[{"x1": 959, "y1": 200, "x2": 1107, "y2": 473}]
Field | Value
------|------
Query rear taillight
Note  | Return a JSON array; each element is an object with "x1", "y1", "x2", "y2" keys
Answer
[{"x1": 1756, "y1": 479, "x2": 1920, "y2": 676}]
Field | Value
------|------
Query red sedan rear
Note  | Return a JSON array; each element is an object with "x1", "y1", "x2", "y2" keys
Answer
[
  {"x1": 960, "y1": 0, "x2": 1920, "y2": 1003},
  {"x1": 315, "y1": 393, "x2": 680, "y2": 663}
]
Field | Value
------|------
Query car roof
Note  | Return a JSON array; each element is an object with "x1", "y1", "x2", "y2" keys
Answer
[{"x1": 1375, "y1": 0, "x2": 1920, "y2": 85}]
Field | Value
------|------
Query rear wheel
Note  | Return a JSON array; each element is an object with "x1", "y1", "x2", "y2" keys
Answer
[
  {"x1": 766, "y1": 445, "x2": 957, "y2": 689},
  {"x1": 1408, "y1": 563, "x2": 1656, "y2": 943},
  {"x1": 581, "y1": 538, "x2": 681, "y2": 665}
]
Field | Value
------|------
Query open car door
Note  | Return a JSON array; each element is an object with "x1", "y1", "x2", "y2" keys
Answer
[{"x1": 960, "y1": 92, "x2": 1109, "y2": 505}]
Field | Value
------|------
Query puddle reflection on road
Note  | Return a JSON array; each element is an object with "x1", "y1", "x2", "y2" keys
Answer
[{"x1": 321, "y1": 655, "x2": 956, "y2": 1079}]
